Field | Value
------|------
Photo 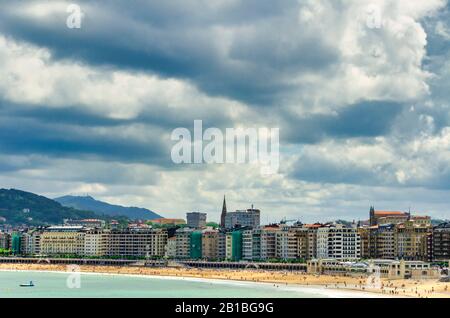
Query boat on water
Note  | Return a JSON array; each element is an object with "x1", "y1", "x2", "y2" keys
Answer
[{"x1": 19, "y1": 281, "x2": 34, "y2": 287}]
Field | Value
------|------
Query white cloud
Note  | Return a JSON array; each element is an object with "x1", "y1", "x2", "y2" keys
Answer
[{"x1": 0, "y1": 35, "x2": 248, "y2": 120}]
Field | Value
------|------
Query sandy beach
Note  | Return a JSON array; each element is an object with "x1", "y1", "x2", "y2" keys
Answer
[{"x1": 0, "y1": 263, "x2": 448, "y2": 298}]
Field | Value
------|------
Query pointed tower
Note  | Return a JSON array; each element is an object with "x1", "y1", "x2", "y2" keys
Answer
[
  {"x1": 220, "y1": 195, "x2": 227, "y2": 228},
  {"x1": 369, "y1": 206, "x2": 375, "y2": 226}
]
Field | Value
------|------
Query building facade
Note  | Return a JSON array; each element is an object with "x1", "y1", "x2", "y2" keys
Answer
[
  {"x1": 175, "y1": 228, "x2": 192, "y2": 259},
  {"x1": 202, "y1": 230, "x2": 218, "y2": 260},
  {"x1": 433, "y1": 222, "x2": 450, "y2": 261},
  {"x1": 106, "y1": 228, "x2": 167, "y2": 258},
  {"x1": 84, "y1": 229, "x2": 109, "y2": 256},
  {"x1": 394, "y1": 220, "x2": 431, "y2": 261},
  {"x1": 224, "y1": 208, "x2": 260, "y2": 229},
  {"x1": 317, "y1": 225, "x2": 361, "y2": 260},
  {"x1": 186, "y1": 212, "x2": 207, "y2": 229},
  {"x1": 40, "y1": 226, "x2": 86, "y2": 256}
]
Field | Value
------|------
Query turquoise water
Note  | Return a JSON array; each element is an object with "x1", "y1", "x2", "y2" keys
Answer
[{"x1": 0, "y1": 271, "x2": 330, "y2": 298}]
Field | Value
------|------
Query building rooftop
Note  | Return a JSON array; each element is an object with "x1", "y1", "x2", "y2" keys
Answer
[{"x1": 374, "y1": 211, "x2": 408, "y2": 216}]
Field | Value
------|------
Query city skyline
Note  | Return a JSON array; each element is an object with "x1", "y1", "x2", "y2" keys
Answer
[{"x1": 2, "y1": 1, "x2": 450, "y2": 222}]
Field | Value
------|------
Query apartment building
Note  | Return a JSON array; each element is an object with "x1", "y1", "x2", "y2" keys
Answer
[
  {"x1": 224, "y1": 208, "x2": 260, "y2": 229},
  {"x1": 190, "y1": 231, "x2": 202, "y2": 259},
  {"x1": 242, "y1": 228, "x2": 261, "y2": 261},
  {"x1": 165, "y1": 237, "x2": 177, "y2": 258},
  {"x1": 433, "y1": 222, "x2": 450, "y2": 261},
  {"x1": 216, "y1": 231, "x2": 227, "y2": 260},
  {"x1": 84, "y1": 228, "x2": 109, "y2": 257},
  {"x1": 276, "y1": 226, "x2": 298, "y2": 260},
  {"x1": 225, "y1": 230, "x2": 243, "y2": 261},
  {"x1": 304, "y1": 224, "x2": 323, "y2": 260},
  {"x1": 186, "y1": 212, "x2": 207, "y2": 229},
  {"x1": 175, "y1": 228, "x2": 192, "y2": 259},
  {"x1": 106, "y1": 228, "x2": 167, "y2": 258},
  {"x1": 260, "y1": 225, "x2": 279, "y2": 260},
  {"x1": 0, "y1": 231, "x2": 9, "y2": 249},
  {"x1": 317, "y1": 225, "x2": 361, "y2": 260},
  {"x1": 40, "y1": 226, "x2": 86, "y2": 256},
  {"x1": 395, "y1": 220, "x2": 431, "y2": 261},
  {"x1": 21, "y1": 230, "x2": 41, "y2": 256},
  {"x1": 374, "y1": 224, "x2": 396, "y2": 259},
  {"x1": 202, "y1": 230, "x2": 218, "y2": 260}
]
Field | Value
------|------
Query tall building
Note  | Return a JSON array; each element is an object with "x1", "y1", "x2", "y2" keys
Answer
[
  {"x1": 202, "y1": 230, "x2": 218, "y2": 260},
  {"x1": 190, "y1": 231, "x2": 202, "y2": 259},
  {"x1": 358, "y1": 227, "x2": 370, "y2": 259},
  {"x1": 84, "y1": 228, "x2": 109, "y2": 257},
  {"x1": 317, "y1": 225, "x2": 361, "y2": 260},
  {"x1": 260, "y1": 225, "x2": 279, "y2": 260},
  {"x1": 216, "y1": 231, "x2": 227, "y2": 260},
  {"x1": 175, "y1": 228, "x2": 192, "y2": 259},
  {"x1": 21, "y1": 230, "x2": 41, "y2": 256},
  {"x1": 106, "y1": 228, "x2": 167, "y2": 258},
  {"x1": 433, "y1": 222, "x2": 450, "y2": 261},
  {"x1": 225, "y1": 230, "x2": 243, "y2": 261},
  {"x1": 394, "y1": 219, "x2": 431, "y2": 261},
  {"x1": 304, "y1": 224, "x2": 323, "y2": 260},
  {"x1": 374, "y1": 224, "x2": 396, "y2": 259},
  {"x1": 165, "y1": 237, "x2": 177, "y2": 258},
  {"x1": 242, "y1": 228, "x2": 261, "y2": 261},
  {"x1": 220, "y1": 195, "x2": 227, "y2": 228},
  {"x1": 224, "y1": 208, "x2": 260, "y2": 229},
  {"x1": 276, "y1": 225, "x2": 298, "y2": 260},
  {"x1": 40, "y1": 226, "x2": 86, "y2": 256},
  {"x1": 186, "y1": 212, "x2": 207, "y2": 229},
  {"x1": 0, "y1": 231, "x2": 9, "y2": 249},
  {"x1": 294, "y1": 227, "x2": 309, "y2": 260}
]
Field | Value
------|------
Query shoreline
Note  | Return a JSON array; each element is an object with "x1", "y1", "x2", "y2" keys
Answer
[{"x1": 0, "y1": 263, "x2": 448, "y2": 298}]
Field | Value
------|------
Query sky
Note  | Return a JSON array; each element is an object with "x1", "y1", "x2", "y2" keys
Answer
[{"x1": 1, "y1": 0, "x2": 450, "y2": 223}]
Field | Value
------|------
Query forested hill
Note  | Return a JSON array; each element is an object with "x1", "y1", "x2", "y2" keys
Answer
[{"x1": 0, "y1": 188, "x2": 101, "y2": 226}]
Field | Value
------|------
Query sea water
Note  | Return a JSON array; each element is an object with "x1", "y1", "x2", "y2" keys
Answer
[{"x1": 0, "y1": 270, "x2": 380, "y2": 298}]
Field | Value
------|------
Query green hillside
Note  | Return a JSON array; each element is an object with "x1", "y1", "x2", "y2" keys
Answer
[{"x1": 0, "y1": 188, "x2": 102, "y2": 226}]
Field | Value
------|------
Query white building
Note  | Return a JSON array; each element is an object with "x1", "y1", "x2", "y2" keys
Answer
[
  {"x1": 84, "y1": 229, "x2": 109, "y2": 256},
  {"x1": 317, "y1": 225, "x2": 361, "y2": 260}
]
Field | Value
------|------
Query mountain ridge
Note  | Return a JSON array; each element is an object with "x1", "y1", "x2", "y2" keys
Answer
[{"x1": 55, "y1": 195, "x2": 162, "y2": 220}]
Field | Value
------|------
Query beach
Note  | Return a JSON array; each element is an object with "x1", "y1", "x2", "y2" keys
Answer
[{"x1": 0, "y1": 263, "x2": 448, "y2": 298}]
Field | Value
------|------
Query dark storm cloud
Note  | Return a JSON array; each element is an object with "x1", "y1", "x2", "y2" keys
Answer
[
  {"x1": 0, "y1": 0, "x2": 339, "y2": 105},
  {"x1": 0, "y1": 96, "x2": 236, "y2": 135},
  {"x1": 290, "y1": 154, "x2": 388, "y2": 186},
  {"x1": 283, "y1": 101, "x2": 405, "y2": 144},
  {"x1": 0, "y1": 107, "x2": 171, "y2": 166}
]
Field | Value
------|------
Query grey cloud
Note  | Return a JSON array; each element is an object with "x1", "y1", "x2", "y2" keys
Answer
[
  {"x1": 283, "y1": 101, "x2": 404, "y2": 144},
  {"x1": 0, "y1": 0, "x2": 338, "y2": 105}
]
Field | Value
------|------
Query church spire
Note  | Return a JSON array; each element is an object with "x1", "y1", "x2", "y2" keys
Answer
[{"x1": 220, "y1": 195, "x2": 227, "y2": 228}]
